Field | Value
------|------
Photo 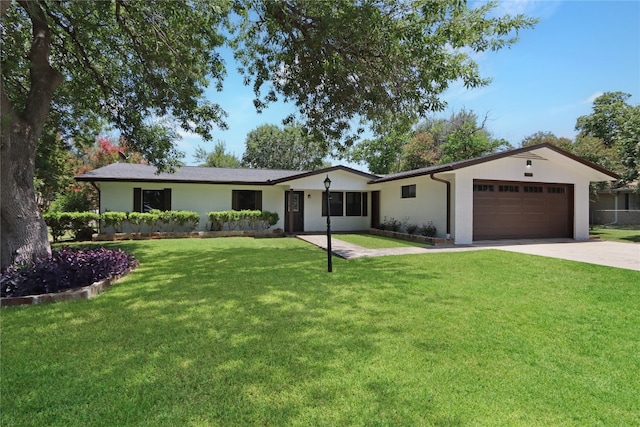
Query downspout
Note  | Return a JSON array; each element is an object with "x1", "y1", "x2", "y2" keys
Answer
[{"x1": 429, "y1": 173, "x2": 451, "y2": 238}]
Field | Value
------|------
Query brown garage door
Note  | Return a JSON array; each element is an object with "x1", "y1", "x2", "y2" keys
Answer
[{"x1": 473, "y1": 180, "x2": 573, "y2": 240}]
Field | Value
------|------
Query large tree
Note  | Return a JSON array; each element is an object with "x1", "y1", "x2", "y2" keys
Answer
[
  {"x1": 242, "y1": 123, "x2": 328, "y2": 170},
  {"x1": 575, "y1": 92, "x2": 639, "y2": 182},
  {"x1": 1, "y1": 0, "x2": 535, "y2": 269},
  {"x1": 1, "y1": 1, "x2": 229, "y2": 268}
]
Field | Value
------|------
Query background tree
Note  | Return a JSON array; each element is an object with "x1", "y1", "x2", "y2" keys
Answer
[
  {"x1": 347, "y1": 128, "x2": 409, "y2": 174},
  {"x1": 242, "y1": 123, "x2": 328, "y2": 170},
  {"x1": 350, "y1": 109, "x2": 510, "y2": 172},
  {"x1": 1, "y1": 0, "x2": 535, "y2": 269},
  {"x1": 34, "y1": 130, "x2": 79, "y2": 212},
  {"x1": 521, "y1": 131, "x2": 573, "y2": 150},
  {"x1": 194, "y1": 141, "x2": 241, "y2": 168},
  {"x1": 575, "y1": 92, "x2": 639, "y2": 182}
]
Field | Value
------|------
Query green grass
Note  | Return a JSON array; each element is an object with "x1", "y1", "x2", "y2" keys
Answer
[
  {"x1": 334, "y1": 233, "x2": 426, "y2": 248},
  {"x1": 590, "y1": 225, "x2": 640, "y2": 243},
  {"x1": 2, "y1": 238, "x2": 639, "y2": 426}
]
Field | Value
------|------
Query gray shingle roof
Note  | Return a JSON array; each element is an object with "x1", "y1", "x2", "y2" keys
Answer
[{"x1": 75, "y1": 163, "x2": 308, "y2": 185}]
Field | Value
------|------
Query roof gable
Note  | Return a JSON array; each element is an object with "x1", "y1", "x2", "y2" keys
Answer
[{"x1": 371, "y1": 143, "x2": 619, "y2": 183}]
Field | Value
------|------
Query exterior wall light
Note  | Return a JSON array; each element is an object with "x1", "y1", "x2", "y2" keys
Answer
[{"x1": 526, "y1": 159, "x2": 532, "y2": 168}]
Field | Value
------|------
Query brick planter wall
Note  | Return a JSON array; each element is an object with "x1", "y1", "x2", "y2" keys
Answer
[
  {"x1": 92, "y1": 229, "x2": 285, "y2": 241},
  {"x1": 1, "y1": 268, "x2": 134, "y2": 307},
  {"x1": 369, "y1": 228, "x2": 454, "y2": 246}
]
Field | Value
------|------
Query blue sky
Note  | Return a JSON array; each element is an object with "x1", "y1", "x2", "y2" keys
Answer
[{"x1": 177, "y1": 0, "x2": 640, "y2": 170}]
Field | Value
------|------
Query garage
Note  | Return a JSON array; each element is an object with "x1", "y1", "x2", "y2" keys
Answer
[{"x1": 473, "y1": 180, "x2": 574, "y2": 240}]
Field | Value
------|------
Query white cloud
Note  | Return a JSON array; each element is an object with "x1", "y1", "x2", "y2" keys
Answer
[
  {"x1": 583, "y1": 91, "x2": 603, "y2": 105},
  {"x1": 493, "y1": 0, "x2": 562, "y2": 19}
]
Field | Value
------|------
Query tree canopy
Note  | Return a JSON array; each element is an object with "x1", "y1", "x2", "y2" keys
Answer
[
  {"x1": 575, "y1": 92, "x2": 639, "y2": 182},
  {"x1": 233, "y1": 0, "x2": 537, "y2": 146},
  {"x1": 194, "y1": 142, "x2": 241, "y2": 168},
  {"x1": 242, "y1": 123, "x2": 328, "y2": 170},
  {"x1": 349, "y1": 109, "x2": 511, "y2": 174},
  {"x1": 1, "y1": 0, "x2": 536, "y2": 268}
]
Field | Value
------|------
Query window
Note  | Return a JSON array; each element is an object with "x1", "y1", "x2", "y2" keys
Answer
[
  {"x1": 232, "y1": 190, "x2": 262, "y2": 210},
  {"x1": 362, "y1": 192, "x2": 368, "y2": 216},
  {"x1": 346, "y1": 192, "x2": 363, "y2": 216},
  {"x1": 322, "y1": 191, "x2": 344, "y2": 216},
  {"x1": 134, "y1": 188, "x2": 171, "y2": 212},
  {"x1": 402, "y1": 184, "x2": 416, "y2": 198},
  {"x1": 524, "y1": 186, "x2": 543, "y2": 193},
  {"x1": 547, "y1": 187, "x2": 565, "y2": 194},
  {"x1": 499, "y1": 185, "x2": 519, "y2": 192},
  {"x1": 473, "y1": 184, "x2": 494, "y2": 192}
]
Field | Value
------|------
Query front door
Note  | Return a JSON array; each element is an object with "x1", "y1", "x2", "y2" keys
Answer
[{"x1": 284, "y1": 190, "x2": 304, "y2": 233}]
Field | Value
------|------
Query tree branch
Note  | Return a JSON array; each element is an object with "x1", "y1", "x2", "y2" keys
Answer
[{"x1": 17, "y1": 1, "x2": 63, "y2": 127}]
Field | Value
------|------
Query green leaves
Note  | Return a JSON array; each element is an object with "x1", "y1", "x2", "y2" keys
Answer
[
  {"x1": 576, "y1": 92, "x2": 640, "y2": 182},
  {"x1": 242, "y1": 123, "x2": 328, "y2": 170},
  {"x1": 233, "y1": 0, "x2": 536, "y2": 146}
]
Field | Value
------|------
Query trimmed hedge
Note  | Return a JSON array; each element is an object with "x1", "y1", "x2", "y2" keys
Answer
[
  {"x1": 43, "y1": 211, "x2": 100, "y2": 242},
  {"x1": 208, "y1": 210, "x2": 279, "y2": 231},
  {"x1": 43, "y1": 210, "x2": 201, "y2": 239}
]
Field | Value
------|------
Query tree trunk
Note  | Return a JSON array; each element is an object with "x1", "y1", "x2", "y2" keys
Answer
[
  {"x1": 1, "y1": 1, "x2": 63, "y2": 269},
  {"x1": 1, "y1": 118, "x2": 52, "y2": 270}
]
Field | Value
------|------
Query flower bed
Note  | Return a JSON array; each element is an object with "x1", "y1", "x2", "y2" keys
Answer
[{"x1": 1, "y1": 247, "x2": 138, "y2": 305}]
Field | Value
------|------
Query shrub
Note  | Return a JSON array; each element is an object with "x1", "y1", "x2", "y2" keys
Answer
[
  {"x1": 173, "y1": 211, "x2": 200, "y2": 232},
  {"x1": 207, "y1": 210, "x2": 279, "y2": 231},
  {"x1": 44, "y1": 211, "x2": 99, "y2": 242},
  {"x1": 128, "y1": 212, "x2": 145, "y2": 233},
  {"x1": 141, "y1": 211, "x2": 160, "y2": 232},
  {"x1": 68, "y1": 212, "x2": 99, "y2": 240},
  {"x1": 261, "y1": 211, "x2": 279, "y2": 229},
  {"x1": 0, "y1": 247, "x2": 137, "y2": 298},
  {"x1": 43, "y1": 211, "x2": 68, "y2": 242},
  {"x1": 419, "y1": 222, "x2": 437, "y2": 237},
  {"x1": 101, "y1": 211, "x2": 127, "y2": 233},
  {"x1": 405, "y1": 223, "x2": 419, "y2": 235},
  {"x1": 382, "y1": 216, "x2": 401, "y2": 232},
  {"x1": 157, "y1": 210, "x2": 175, "y2": 231}
]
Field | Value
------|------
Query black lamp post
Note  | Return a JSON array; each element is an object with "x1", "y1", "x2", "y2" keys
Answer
[{"x1": 324, "y1": 175, "x2": 332, "y2": 272}]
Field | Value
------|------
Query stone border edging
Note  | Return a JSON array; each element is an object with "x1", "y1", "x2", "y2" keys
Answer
[
  {"x1": 91, "y1": 230, "x2": 284, "y2": 241},
  {"x1": 0, "y1": 267, "x2": 135, "y2": 307},
  {"x1": 369, "y1": 228, "x2": 454, "y2": 245}
]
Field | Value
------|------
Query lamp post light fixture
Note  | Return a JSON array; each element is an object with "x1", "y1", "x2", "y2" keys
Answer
[{"x1": 324, "y1": 175, "x2": 333, "y2": 273}]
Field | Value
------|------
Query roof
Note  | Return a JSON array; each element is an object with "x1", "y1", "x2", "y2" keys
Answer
[
  {"x1": 75, "y1": 163, "x2": 306, "y2": 185},
  {"x1": 371, "y1": 143, "x2": 620, "y2": 183},
  {"x1": 75, "y1": 163, "x2": 379, "y2": 185},
  {"x1": 75, "y1": 143, "x2": 618, "y2": 186}
]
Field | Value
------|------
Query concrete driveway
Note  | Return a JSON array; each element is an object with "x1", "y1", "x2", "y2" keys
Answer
[
  {"x1": 298, "y1": 235, "x2": 640, "y2": 271},
  {"x1": 476, "y1": 239, "x2": 639, "y2": 271}
]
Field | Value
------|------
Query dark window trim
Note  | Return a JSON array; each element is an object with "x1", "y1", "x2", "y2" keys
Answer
[
  {"x1": 322, "y1": 191, "x2": 344, "y2": 216},
  {"x1": 232, "y1": 190, "x2": 263, "y2": 211},
  {"x1": 134, "y1": 187, "x2": 171, "y2": 212},
  {"x1": 402, "y1": 184, "x2": 416, "y2": 198},
  {"x1": 346, "y1": 192, "x2": 362, "y2": 216}
]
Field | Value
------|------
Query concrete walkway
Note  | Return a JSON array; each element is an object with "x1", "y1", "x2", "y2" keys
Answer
[{"x1": 297, "y1": 235, "x2": 640, "y2": 271}]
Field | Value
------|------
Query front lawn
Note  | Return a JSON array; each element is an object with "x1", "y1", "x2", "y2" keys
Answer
[
  {"x1": 590, "y1": 225, "x2": 640, "y2": 243},
  {"x1": 2, "y1": 238, "x2": 639, "y2": 426}
]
